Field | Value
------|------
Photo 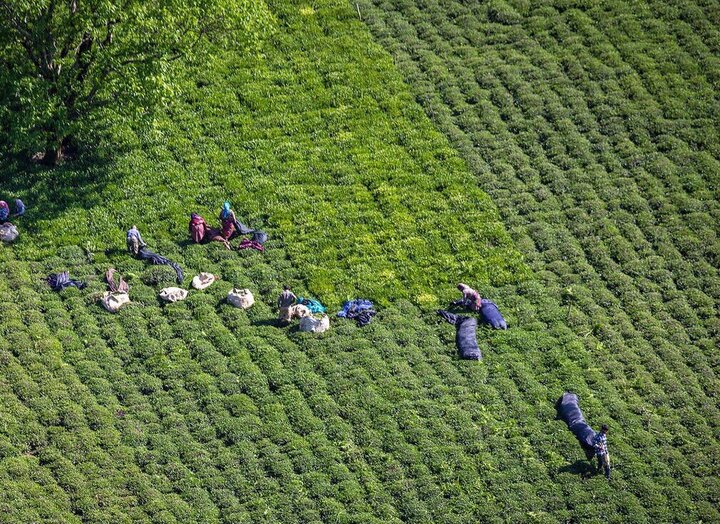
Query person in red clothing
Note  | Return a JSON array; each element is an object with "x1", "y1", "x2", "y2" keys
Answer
[
  {"x1": 189, "y1": 213, "x2": 209, "y2": 243},
  {"x1": 190, "y1": 212, "x2": 231, "y2": 249},
  {"x1": 456, "y1": 283, "x2": 482, "y2": 311},
  {"x1": 0, "y1": 201, "x2": 9, "y2": 223}
]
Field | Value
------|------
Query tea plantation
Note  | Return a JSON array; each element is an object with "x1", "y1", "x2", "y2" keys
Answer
[{"x1": 0, "y1": 0, "x2": 718, "y2": 522}]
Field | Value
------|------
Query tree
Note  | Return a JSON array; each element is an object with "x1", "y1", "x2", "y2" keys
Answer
[{"x1": 0, "y1": 0, "x2": 273, "y2": 164}]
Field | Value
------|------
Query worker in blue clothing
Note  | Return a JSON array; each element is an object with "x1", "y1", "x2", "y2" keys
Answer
[{"x1": 126, "y1": 225, "x2": 147, "y2": 256}]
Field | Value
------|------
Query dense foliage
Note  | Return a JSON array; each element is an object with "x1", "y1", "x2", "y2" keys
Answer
[
  {"x1": 0, "y1": 0, "x2": 273, "y2": 163},
  {"x1": 0, "y1": 0, "x2": 717, "y2": 522},
  {"x1": 0, "y1": 1, "x2": 529, "y2": 521},
  {"x1": 357, "y1": 0, "x2": 720, "y2": 519}
]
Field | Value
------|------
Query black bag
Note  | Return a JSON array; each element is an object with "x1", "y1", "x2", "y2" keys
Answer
[
  {"x1": 137, "y1": 247, "x2": 184, "y2": 284},
  {"x1": 437, "y1": 310, "x2": 482, "y2": 360},
  {"x1": 234, "y1": 219, "x2": 254, "y2": 235},
  {"x1": 556, "y1": 392, "x2": 596, "y2": 457}
]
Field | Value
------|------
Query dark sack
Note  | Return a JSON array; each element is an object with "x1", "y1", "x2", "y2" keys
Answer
[
  {"x1": 234, "y1": 219, "x2": 254, "y2": 235},
  {"x1": 138, "y1": 247, "x2": 184, "y2": 284},
  {"x1": 437, "y1": 310, "x2": 482, "y2": 360},
  {"x1": 480, "y1": 299, "x2": 507, "y2": 329},
  {"x1": 252, "y1": 231, "x2": 268, "y2": 245},
  {"x1": 557, "y1": 392, "x2": 596, "y2": 453}
]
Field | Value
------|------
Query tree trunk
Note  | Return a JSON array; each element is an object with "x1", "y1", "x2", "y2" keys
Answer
[{"x1": 42, "y1": 135, "x2": 72, "y2": 166}]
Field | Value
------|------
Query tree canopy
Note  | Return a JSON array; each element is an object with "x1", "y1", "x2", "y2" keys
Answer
[{"x1": 0, "y1": 0, "x2": 273, "y2": 163}]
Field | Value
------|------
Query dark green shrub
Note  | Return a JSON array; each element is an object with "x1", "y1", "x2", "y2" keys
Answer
[{"x1": 142, "y1": 266, "x2": 180, "y2": 286}]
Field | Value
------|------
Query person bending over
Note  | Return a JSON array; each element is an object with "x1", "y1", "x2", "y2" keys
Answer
[
  {"x1": 12, "y1": 199, "x2": 25, "y2": 217},
  {"x1": 126, "y1": 225, "x2": 147, "y2": 256},
  {"x1": 189, "y1": 213, "x2": 209, "y2": 244},
  {"x1": 456, "y1": 283, "x2": 482, "y2": 312},
  {"x1": 277, "y1": 285, "x2": 297, "y2": 322}
]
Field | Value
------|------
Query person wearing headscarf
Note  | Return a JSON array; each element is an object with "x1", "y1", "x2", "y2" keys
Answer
[
  {"x1": 12, "y1": 199, "x2": 25, "y2": 217},
  {"x1": 189, "y1": 213, "x2": 209, "y2": 244},
  {"x1": 0, "y1": 201, "x2": 9, "y2": 223},
  {"x1": 219, "y1": 202, "x2": 236, "y2": 240},
  {"x1": 457, "y1": 283, "x2": 482, "y2": 311}
]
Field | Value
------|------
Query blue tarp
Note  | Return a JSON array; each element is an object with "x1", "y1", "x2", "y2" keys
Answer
[
  {"x1": 338, "y1": 299, "x2": 376, "y2": 327},
  {"x1": 296, "y1": 297, "x2": 326, "y2": 314},
  {"x1": 47, "y1": 272, "x2": 86, "y2": 291}
]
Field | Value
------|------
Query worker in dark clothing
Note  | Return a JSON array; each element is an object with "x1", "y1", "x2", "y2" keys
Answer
[
  {"x1": 593, "y1": 424, "x2": 611, "y2": 480},
  {"x1": 12, "y1": 199, "x2": 25, "y2": 217},
  {"x1": 0, "y1": 201, "x2": 9, "y2": 223},
  {"x1": 277, "y1": 285, "x2": 297, "y2": 323}
]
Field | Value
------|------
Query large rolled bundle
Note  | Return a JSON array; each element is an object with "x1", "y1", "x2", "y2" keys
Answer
[
  {"x1": 437, "y1": 310, "x2": 482, "y2": 360},
  {"x1": 479, "y1": 299, "x2": 508, "y2": 329},
  {"x1": 299, "y1": 314, "x2": 330, "y2": 333},
  {"x1": 192, "y1": 273, "x2": 216, "y2": 290},
  {"x1": 557, "y1": 392, "x2": 596, "y2": 456},
  {"x1": 228, "y1": 288, "x2": 254, "y2": 309},
  {"x1": 290, "y1": 304, "x2": 311, "y2": 320},
  {"x1": 279, "y1": 304, "x2": 311, "y2": 322},
  {"x1": 0, "y1": 223, "x2": 18, "y2": 243}
]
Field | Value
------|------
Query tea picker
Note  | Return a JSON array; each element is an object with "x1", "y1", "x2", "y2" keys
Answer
[
  {"x1": 452, "y1": 283, "x2": 507, "y2": 330},
  {"x1": 126, "y1": 225, "x2": 147, "y2": 256},
  {"x1": 126, "y1": 225, "x2": 183, "y2": 283},
  {"x1": 277, "y1": 285, "x2": 297, "y2": 323}
]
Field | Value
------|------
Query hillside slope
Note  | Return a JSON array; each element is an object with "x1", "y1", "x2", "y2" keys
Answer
[
  {"x1": 0, "y1": 1, "x2": 530, "y2": 523},
  {"x1": 0, "y1": 0, "x2": 717, "y2": 522},
  {"x1": 358, "y1": 0, "x2": 720, "y2": 520}
]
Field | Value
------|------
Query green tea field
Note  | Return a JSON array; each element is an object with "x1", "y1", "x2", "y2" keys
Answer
[{"x1": 0, "y1": 0, "x2": 718, "y2": 522}]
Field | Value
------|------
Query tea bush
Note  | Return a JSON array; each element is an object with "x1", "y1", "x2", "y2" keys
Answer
[
  {"x1": 359, "y1": 0, "x2": 720, "y2": 520},
  {"x1": 0, "y1": 0, "x2": 718, "y2": 521}
]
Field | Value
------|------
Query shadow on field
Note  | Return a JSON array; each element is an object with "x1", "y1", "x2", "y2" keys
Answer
[
  {"x1": 558, "y1": 460, "x2": 596, "y2": 478},
  {"x1": 252, "y1": 318, "x2": 280, "y2": 328},
  {"x1": 103, "y1": 247, "x2": 129, "y2": 257},
  {"x1": 0, "y1": 154, "x2": 119, "y2": 228}
]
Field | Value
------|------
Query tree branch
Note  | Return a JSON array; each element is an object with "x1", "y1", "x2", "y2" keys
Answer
[
  {"x1": 38, "y1": 0, "x2": 60, "y2": 78},
  {"x1": 0, "y1": 1, "x2": 42, "y2": 69}
]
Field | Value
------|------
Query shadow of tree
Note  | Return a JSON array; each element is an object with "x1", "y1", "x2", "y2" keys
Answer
[{"x1": 0, "y1": 154, "x2": 118, "y2": 229}]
